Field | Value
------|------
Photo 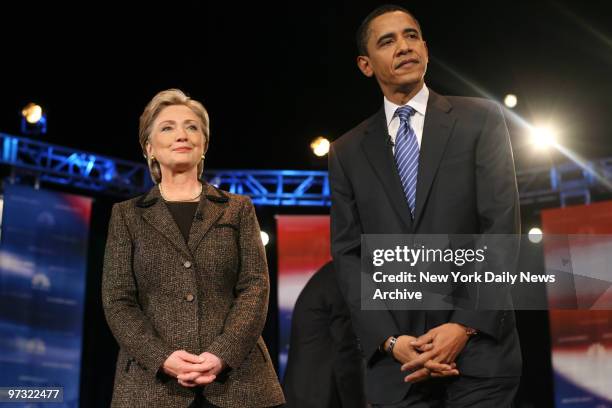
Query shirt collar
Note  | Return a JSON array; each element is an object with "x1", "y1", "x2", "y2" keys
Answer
[{"x1": 384, "y1": 84, "x2": 429, "y2": 126}]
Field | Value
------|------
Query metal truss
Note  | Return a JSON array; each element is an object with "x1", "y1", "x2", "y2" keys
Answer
[
  {"x1": 517, "y1": 158, "x2": 612, "y2": 207},
  {"x1": 2, "y1": 132, "x2": 612, "y2": 207},
  {"x1": 206, "y1": 170, "x2": 330, "y2": 206},
  {"x1": 1, "y1": 133, "x2": 151, "y2": 196}
]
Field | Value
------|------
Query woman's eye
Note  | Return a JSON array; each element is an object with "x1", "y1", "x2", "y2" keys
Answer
[
  {"x1": 161, "y1": 126, "x2": 173, "y2": 132},
  {"x1": 188, "y1": 125, "x2": 199, "y2": 131}
]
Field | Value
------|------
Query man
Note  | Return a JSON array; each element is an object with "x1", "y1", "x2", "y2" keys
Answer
[
  {"x1": 283, "y1": 262, "x2": 366, "y2": 408},
  {"x1": 329, "y1": 5, "x2": 522, "y2": 407}
]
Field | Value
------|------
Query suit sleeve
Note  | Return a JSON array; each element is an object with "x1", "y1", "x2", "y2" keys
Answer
[
  {"x1": 102, "y1": 203, "x2": 174, "y2": 379},
  {"x1": 328, "y1": 277, "x2": 367, "y2": 408},
  {"x1": 329, "y1": 142, "x2": 401, "y2": 364},
  {"x1": 206, "y1": 197, "x2": 269, "y2": 369},
  {"x1": 450, "y1": 102, "x2": 520, "y2": 340}
]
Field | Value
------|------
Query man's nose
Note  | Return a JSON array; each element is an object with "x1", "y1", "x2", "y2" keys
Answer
[{"x1": 396, "y1": 37, "x2": 412, "y2": 54}]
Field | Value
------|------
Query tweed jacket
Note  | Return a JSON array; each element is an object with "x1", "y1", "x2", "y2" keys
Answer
[{"x1": 102, "y1": 182, "x2": 285, "y2": 407}]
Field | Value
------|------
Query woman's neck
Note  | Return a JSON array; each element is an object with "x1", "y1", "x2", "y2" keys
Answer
[{"x1": 159, "y1": 172, "x2": 202, "y2": 202}]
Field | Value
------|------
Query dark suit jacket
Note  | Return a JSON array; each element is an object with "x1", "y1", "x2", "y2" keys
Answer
[
  {"x1": 283, "y1": 262, "x2": 366, "y2": 408},
  {"x1": 102, "y1": 183, "x2": 285, "y2": 408},
  {"x1": 329, "y1": 90, "x2": 522, "y2": 404}
]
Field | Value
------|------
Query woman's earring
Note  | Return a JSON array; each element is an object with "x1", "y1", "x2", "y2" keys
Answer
[
  {"x1": 201, "y1": 155, "x2": 205, "y2": 160},
  {"x1": 150, "y1": 155, "x2": 156, "y2": 161}
]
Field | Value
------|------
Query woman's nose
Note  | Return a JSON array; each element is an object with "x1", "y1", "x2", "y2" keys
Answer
[{"x1": 175, "y1": 128, "x2": 188, "y2": 141}]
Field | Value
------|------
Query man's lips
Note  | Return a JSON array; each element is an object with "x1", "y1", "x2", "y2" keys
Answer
[{"x1": 396, "y1": 59, "x2": 419, "y2": 69}]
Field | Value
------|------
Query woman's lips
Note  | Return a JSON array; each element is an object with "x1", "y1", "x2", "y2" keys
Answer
[{"x1": 172, "y1": 147, "x2": 193, "y2": 152}]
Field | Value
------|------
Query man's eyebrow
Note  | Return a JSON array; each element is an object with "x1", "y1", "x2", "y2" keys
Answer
[
  {"x1": 404, "y1": 27, "x2": 419, "y2": 36},
  {"x1": 376, "y1": 32, "x2": 396, "y2": 45},
  {"x1": 376, "y1": 27, "x2": 420, "y2": 45}
]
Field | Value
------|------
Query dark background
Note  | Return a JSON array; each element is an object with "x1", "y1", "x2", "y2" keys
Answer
[
  {"x1": 1, "y1": 1, "x2": 611, "y2": 169},
  {"x1": 2, "y1": 1, "x2": 611, "y2": 406}
]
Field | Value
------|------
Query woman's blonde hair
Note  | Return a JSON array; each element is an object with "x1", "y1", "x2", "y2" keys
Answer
[{"x1": 139, "y1": 89, "x2": 210, "y2": 184}]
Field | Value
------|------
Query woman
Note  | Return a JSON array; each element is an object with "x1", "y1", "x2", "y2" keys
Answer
[{"x1": 102, "y1": 89, "x2": 285, "y2": 407}]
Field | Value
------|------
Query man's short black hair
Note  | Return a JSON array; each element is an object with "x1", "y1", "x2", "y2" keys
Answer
[{"x1": 356, "y1": 4, "x2": 422, "y2": 56}]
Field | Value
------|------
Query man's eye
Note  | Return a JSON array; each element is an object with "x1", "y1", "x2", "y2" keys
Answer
[{"x1": 381, "y1": 39, "x2": 392, "y2": 46}]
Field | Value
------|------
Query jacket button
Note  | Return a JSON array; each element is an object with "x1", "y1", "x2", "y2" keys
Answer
[
  {"x1": 183, "y1": 261, "x2": 192, "y2": 268},
  {"x1": 185, "y1": 294, "x2": 195, "y2": 302}
]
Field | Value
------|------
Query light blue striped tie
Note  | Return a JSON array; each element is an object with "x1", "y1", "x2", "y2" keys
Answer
[{"x1": 394, "y1": 106, "x2": 419, "y2": 218}]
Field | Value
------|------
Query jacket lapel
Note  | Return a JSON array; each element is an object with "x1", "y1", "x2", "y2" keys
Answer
[
  {"x1": 137, "y1": 185, "x2": 192, "y2": 259},
  {"x1": 360, "y1": 107, "x2": 414, "y2": 231},
  {"x1": 413, "y1": 91, "x2": 456, "y2": 228},
  {"x1": 187, "y1": 183, "x2": 229, "y2": 253}
]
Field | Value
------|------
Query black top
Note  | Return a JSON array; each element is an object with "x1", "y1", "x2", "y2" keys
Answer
[{"x1": 164, "y1": 201, "x2": 199, "y2": 243}]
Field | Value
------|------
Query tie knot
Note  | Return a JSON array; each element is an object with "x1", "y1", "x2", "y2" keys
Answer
[{"x1": 394, "y1": 105, "x2": 416, "y2": 122}]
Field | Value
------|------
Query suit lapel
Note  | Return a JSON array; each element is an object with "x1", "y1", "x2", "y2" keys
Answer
[
  {"x1": 137, "y1": 185, "x2": 192, "y2": 259},
  {"x1": 413, "y1": 91, "x2": 456, "y2": 228},
  {"x1": 187, "y1": 183, "x2": 229, "y2": 253},
  {"x1": 361, "y1": 108, "x2": 413, "y2": 231}
]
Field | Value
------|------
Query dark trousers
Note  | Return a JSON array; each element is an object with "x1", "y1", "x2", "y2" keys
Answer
[
  {"x1": 371, "y1": 376, "x2": 520, "y2": 408},
  {"x1": 189, "y1": 392, "x2": 283, "y2": 408},
  {"x1": 188, "y1": 391, "x2": 219, "y2": 408}
]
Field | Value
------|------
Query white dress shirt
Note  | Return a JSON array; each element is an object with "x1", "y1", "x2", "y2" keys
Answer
[{"x1": 384, "y1": 85, "x2": 429, "y2": 152}]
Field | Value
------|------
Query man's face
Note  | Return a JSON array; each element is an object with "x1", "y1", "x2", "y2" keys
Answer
[{"x1": 358, "y1": 11, "x2": 428, "y2": 95}]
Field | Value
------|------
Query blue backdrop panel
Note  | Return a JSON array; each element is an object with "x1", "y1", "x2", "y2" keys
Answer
[{"x1": 0, "y1": 185, "x2": 91, "y2": 408}]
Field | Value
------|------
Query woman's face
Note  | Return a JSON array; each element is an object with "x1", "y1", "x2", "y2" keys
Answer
[{"x1": 146, "y1": 105, "x2": 205, "y2": 177}]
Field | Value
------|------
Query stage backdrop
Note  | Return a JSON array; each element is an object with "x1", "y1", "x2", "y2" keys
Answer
[
  {"x1": 276, "y1": 215, "x2": 331, "y2": 379},
  {"x1": 542, "y1": 201, "x2": 612, "y2": 407},
  {"x1": 0, "y1": 185, "x2": 91, "y2": 407}
]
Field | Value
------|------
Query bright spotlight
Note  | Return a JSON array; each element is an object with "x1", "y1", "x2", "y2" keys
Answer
[
  {"x1": 530, "y1": 126, "x2": 557, "y2": 149},
  {"x1": 504, "y1": 94, "x2": 518, "y2": 108},
  {"x1": 21, "y1": 102, "x2": 47, "y2": 135},
  {"x1": 22, "y1": 103, "x2": 43, "y2": 124},
  {"x1": 528, "y1": 227, "x2": 543, "y2": 244},
  {"x1": 310, "y1": 136, "x2": 330, "y2": 157},
  {"x1": 260, "y1": 231, "x2": 270, "y2": 246}
]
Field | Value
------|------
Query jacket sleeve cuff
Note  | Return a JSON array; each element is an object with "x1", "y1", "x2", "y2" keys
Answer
[
  {"x1": 205, "y1": 332, "x2": 244, "y2": 370},
  {"x1": 449, "y1": 310, "x2": 505, "y2": 341},
  {"x1": 137, "y1": 343, "x2": 175, "y2": 381}
]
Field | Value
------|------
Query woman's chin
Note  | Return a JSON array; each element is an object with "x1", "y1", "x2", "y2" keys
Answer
[{"x1": 163, "y1": 161, "x2": 199, "y2": 175}]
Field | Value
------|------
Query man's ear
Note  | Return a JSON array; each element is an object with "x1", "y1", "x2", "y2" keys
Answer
[{"x1": 357, "y1": 55, "x2": 374, "y2": 78}]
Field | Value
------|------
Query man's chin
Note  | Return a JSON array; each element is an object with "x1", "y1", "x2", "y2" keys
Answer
[{"x1": 396, "y1": 77, "x2": 425, "y2": 92}]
